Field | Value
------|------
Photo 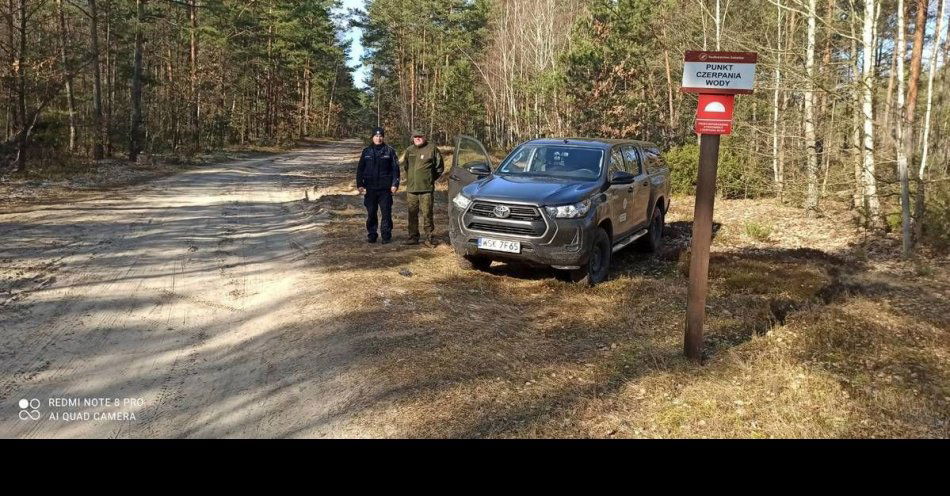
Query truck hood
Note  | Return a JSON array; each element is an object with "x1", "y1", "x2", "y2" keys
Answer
[{"x1": 463, "y1": 175, "x2": 602, "y2": 206}]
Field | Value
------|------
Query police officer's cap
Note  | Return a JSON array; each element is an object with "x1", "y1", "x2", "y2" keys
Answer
[
  {"x1": 372, "y1": 127, "x2": 385, "y2": 137},
  {"x1": 411, "y1": 129, "x2": 425, "y2": 137}
]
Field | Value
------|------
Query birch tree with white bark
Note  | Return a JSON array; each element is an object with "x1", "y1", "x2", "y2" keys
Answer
[
  {"x1": 861, "y1": 0, "x2": 883, "y2": 229},
  {"x1": 804, "y1": 0, "x2": 818, "y2": 215}
]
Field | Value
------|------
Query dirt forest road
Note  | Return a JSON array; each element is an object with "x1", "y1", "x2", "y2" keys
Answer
[{"x1": 0, "y1": 140, "x2": 376, "y2": 438}]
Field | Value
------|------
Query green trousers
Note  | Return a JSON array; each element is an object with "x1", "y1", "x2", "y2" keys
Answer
[{"x1": 407, "y1": 191, "x2": 434, "y2": 239}]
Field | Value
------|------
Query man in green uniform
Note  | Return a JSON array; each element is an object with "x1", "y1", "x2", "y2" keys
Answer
[{"x1": 400, "y1": 129, "x2": 444, "y2": 246}]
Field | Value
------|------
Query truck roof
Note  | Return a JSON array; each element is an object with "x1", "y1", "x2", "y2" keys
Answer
[{"x1": 524, "y1": 138, "x2": 659, "y2": 149}]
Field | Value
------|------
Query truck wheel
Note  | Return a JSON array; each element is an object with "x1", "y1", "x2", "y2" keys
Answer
[
  {"x1": 458, "y1": 254, "x2": 492, "y2": 271},
  {"x1": 559, "y1": 227, "x2": 611, "y2": 286},
  {"x1": 639, "y1": 207, "x2": 665, "y2": 253}
]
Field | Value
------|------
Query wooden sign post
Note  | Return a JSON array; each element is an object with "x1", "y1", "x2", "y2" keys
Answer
[{"x1": 680, "y1": 51, "x2": 757, "y2": 363}]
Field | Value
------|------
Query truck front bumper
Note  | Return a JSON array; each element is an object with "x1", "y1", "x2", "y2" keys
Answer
[{"x1": 448, "y1": 202, "x2": 595, "y2": 269}]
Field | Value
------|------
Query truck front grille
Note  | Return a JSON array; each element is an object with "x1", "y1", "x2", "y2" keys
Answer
[
  {"x1": 470, "y1": 202, "x2": 541, "y2": 221},
  {"x1": 468, "y1": 222, "x2": 538, "y2": 236}
]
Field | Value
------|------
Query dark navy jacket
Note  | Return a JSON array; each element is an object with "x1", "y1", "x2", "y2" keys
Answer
[{"x1": 356, "y1": 144, "x2": 400, "y2": 190}]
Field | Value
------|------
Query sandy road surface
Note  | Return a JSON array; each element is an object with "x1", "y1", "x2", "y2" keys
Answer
[{"x1": 0, "y1": 140, "x2": 372, "y2": 438}]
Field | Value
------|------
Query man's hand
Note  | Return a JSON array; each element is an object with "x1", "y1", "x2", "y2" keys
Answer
[
  {"x1": 358, "y1": 187, "x2": 366, "y2": 195},
  {"x1": 390, "y1": 186, "x2": 398, "y2": 194}
]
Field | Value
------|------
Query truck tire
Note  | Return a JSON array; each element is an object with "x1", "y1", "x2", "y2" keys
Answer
[
  {"x1": 639, "y1": 207, "x2": 665, "y2": 253},
  {"x1": 458, "y1": 254, "x2": 492, "y2": 271},
  {"x1": 557, "y1": 227, "x2": 611, "y2": 286}
]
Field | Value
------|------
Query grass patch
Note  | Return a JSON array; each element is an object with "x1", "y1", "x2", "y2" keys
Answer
[
  {"x1": 744, "y1": 221, "x2": 773, "y2": 242},
  {"x1": 714, "y1": 256, "x2": 827, "y2": 300}
]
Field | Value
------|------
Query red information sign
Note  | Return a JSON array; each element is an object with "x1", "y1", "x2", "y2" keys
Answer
[{"x1": 694, "y1": 94, "x2": 735, "y2": 135}]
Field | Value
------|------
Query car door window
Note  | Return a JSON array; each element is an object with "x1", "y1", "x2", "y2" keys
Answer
[
  {"x1": 621, "y1": 145, "x2": 643, "y2": 175},
  {"x1": 643, "y1": 146, "x2": 665, "y2": 175},
  {"x1": 609, "y1": 148, "x2": 625, "y2": 175},
  {"x1": 650, "y1": 147, "x2": 667, "y2": 172},
  {"x1": 455, "y1": 135, "x2": 493, "y2": 172},
  {"x1": 450, "y1": 135, "x2": 494, "y2": 201}
]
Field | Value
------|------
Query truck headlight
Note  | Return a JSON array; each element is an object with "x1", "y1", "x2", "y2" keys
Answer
[
  {"x1": 453, "y1": 193, "x2": 472, "y2": 210},
  {"x1": 545, "y1": 199, "x2": 591, "y2": 218}
]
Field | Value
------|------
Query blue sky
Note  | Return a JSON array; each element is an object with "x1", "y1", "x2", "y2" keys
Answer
[{"x1": 336, "y1": 0, "x2": 369, "y2": 89}]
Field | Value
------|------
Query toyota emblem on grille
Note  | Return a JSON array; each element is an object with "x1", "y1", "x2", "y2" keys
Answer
[{"x1": 493, "y1": 205, "x2": 511, "y2": 218}]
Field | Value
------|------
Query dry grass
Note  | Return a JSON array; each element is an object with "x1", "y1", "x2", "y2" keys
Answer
[{"x1": 301, "y1": 158, "x2": 950, "y2": 438}]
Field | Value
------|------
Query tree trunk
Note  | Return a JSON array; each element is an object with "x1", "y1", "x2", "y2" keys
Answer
[
  {"x1": 6, "y1": 0, "x2": 16, "y2": 142},
  {"x1": 189, "y1": 0, "x2": 199, "y2": 152},
  {"x1": 903, "y1": 0, "x2": 927, "y2": 244},
  {"x1": 850, "y1": 11, "x2": 864, "y2": 218},
  {"x1": 104, "y1": 0, "x2": 112, "y2": 155},
  {"x1": 129, "y1": 0, "x2": 145, "y2": 162},
  {"x1": 906, "y1": 0, "x2": 926, "y2": 127},
  {"x1": 817, "y1": 0, "x2": 835, "y2": 177},
  {"x1": 56, "y1": 0, "x2": 77, "y2": 153},
  {"x1": 13, "y1": 0, "x2": 27, "y2": 170},
  {"x1": 168, "y1": 46, "x2": 179, "y2": 151},
  {"x1": 861, "y1": 0, "x2": 882, "y2": 230},
  {"x1": 664, "y1": 47, "x2": 674, "y2": 130},
  {"x1": 772, "y1": 0, "x2": 784, "y2": 201},
  {"x1": 302, "y1": 65, "x2": 310, "y2": 138},
  {"x1": 896, "y1": 0, "x2": 912, "y2": 257},
  {"x1": 715, "y1": 0, "x2": 721, "y2": 50},
  {"x1": 883, "y1": 46, "x2": 897, "y2": 136},
  {"x1": 89, "y1": 0, "x2": 104, "y2": 160},
  {"x1": 325, "y1": 69, "x2": 337, "y2": 136},
  {"x1": 804, "y1": 0, "x2": 819, "y2": 215}
]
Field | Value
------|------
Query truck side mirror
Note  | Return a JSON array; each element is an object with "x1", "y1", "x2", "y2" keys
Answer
[
  {"x1": 609, "y1": 170, "x2": 635, "y2": 184},
  {"x1": 467, "y1": 163, "x2": 491, "y2": 176}
]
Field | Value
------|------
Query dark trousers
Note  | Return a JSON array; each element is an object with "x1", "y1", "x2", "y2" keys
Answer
[{"x1": 364, "y1": 188, "x2": 393, "y2": 239}]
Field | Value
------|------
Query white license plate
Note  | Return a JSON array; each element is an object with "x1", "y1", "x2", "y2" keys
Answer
[{"x1": 477, "y1": 237, "x2": 521, "y2": 253}]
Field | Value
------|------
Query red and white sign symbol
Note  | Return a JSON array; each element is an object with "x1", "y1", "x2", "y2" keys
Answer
[{"x1": 695, "y1": 93, "x2": 735, "y2": 135}]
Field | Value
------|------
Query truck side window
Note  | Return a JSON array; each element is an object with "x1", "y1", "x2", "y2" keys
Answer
[
  {"x1": 651, "y1": 148, "x2": 667, "y2": 171},
  {"x1": 645, "y1": 147, "x2": 665, "y2": 174},
  {"x1": 621, "y1": 145, "x2": 643, "y2": 175},
  {"x1": 609, "y1": 148, "x2": 625, "y2": 175}
]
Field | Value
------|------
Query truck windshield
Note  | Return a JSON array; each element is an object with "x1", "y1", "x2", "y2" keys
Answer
[{"x1": 496, "y1": 145, "x2": 604, "y2": 180}]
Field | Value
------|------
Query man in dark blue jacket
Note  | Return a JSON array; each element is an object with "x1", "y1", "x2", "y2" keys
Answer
[{"x1": 356, "y1": 127, "x2": 400, "y2": 243}]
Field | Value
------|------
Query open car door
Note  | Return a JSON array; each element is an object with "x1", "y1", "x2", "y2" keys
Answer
[{"x1": 448, "y1": 135, "x2": 493, "y2": 202}]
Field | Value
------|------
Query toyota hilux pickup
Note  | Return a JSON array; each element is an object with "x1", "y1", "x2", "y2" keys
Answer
[{"x1": 448, "y1": 136, "x2": 670, "y2": 285}]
